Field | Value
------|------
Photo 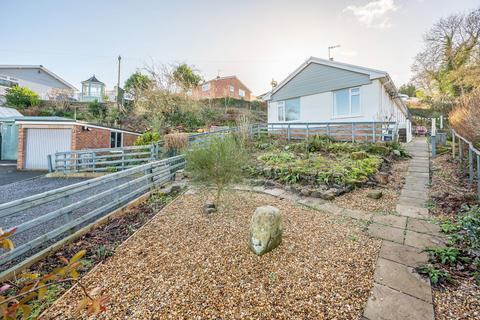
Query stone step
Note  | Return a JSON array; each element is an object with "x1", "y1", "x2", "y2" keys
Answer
[
  {"x1": 406, "y1": 218, "x2": 442, "y2": 236},
  {"x1": 372, "y1": 214, "x2": 407, "y2": 229},
  {"x1": 408, "y1": 166, "x2": 429, "y2": 174},
  {"x1": 400, "y1": 189, "x2": 429, "y2": 200},
  {"x1": 363, "y1": 283, "x2": 434, "y2": 320},
  {"x1": 396, "y1": 204, "x2": 429, "y2": 219},
  {"x1": 379, "y1": 241, "x2": 429, "y2": 267},
  {"x1": 374, "y1": 258, "x2": 432, "y2": 302},
  {"x1": 398, "y1": 196, "x2": 426, "y2": 207},
  {"x1": 405, "y1": 230, "x2": 446, "y2": 249},
  {"x1": 368, "y1": 223, "x2": 405, "y2": 243}
]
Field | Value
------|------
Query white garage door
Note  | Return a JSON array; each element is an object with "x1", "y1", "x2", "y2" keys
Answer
[{"x1": 25, "y1": 129, "x2": 72, "y2": 170}]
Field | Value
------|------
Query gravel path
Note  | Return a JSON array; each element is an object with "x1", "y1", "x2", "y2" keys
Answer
[
  {"x1": 44, "y1": 191, "x2": 381, "y2": 319},
  {"x1": 0, "y1": 176, "x2": 141, "y2": 271}
]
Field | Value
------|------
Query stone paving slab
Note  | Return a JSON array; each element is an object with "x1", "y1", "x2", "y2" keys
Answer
[
  {"x1": 400, "y1": 189, "x2": 429, "y2": 200},
  {"x1": 398, "y1": 196, "x2": 426, "y2": 207},
  {"x1": 404, "y1": 176, "x2": 430, "y2": 184},
  {"x1": 405, "y1": 182, "x2": 429, "y2": 192},
  {"x1": 262, "y1": 188, "x2": 286, "y2": 197},
  {"x1": 396, "y1": 204, "x2": 429, "y2": 219},
  {"x1": 297, "y1": 197, "x2": 327, "y2": 210},
  {"x1": 407, "y1": 172, "x2": 429, "y2": 178},
  {"x1": 406, "y1": 218, "x2": 442, "y2": 236},
  {"x1": 367, "y1": 223, "x2": 405, "y2": 243},
  {"x1": 408, "y1": 166, "x2": 429, "y2": 173},
  {"x1": 372, "y1": 214, "x2": 407, "y2": 229},
  {"x1": 315, "y1": 202, "x2": 343, "y2": 215},
  {"x1": 363, "y1": 283, "x2": 434, "y2": 320},
  {"x1": 405, "y1": 230, "x2": 446, "y2": 249},
  {"x1": 374, "y1": 258, "x2": 432, "y2": 302},
  {"x1": 342, "y1": 208, "x2": 373, "y2": 221},
  {"x1": 379, "y1": 241, "x2": 429, "y2": 267}
]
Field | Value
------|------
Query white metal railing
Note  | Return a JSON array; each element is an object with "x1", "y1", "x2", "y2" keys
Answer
[{"x1": 451, "y1": 129, "x2": 480, "y2": 199}]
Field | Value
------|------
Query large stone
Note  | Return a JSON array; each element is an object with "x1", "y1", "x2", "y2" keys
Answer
[
  {"x1": 249, "y1": 206, "x2": 282, "y2": 256},
  {"x1": 373, "y1": 172, "x2": 389, "y2": 185},
  {"x1": 319, "y1": 189, "x2": 337, "y2": 200},
  {"x1": 367, "y1": 190, "x2": 383, "y2": 199}
]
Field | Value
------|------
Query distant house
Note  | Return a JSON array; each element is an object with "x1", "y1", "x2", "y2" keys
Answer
[
  {"x1": 191, "y1": 76, "x2": 253, "y2": 101},
  {"x1": 0, "y1": 65, "x2": 77, "y2": 104},
  {"x1": 263, "y1": 57, "x2": 411, "y2": 141}
]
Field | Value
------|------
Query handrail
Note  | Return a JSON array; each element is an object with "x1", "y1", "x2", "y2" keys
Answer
[{"x1": 451, "y1": 129, "x2": 480, "y2": 199}]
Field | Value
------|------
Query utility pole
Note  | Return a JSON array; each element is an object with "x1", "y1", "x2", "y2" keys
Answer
[
  {"x1": 116, "y1": 55, "x2": 121, "y2": 109},
  {"x1": 328, "y1": 45, "x2": 341, "y2": 61}
]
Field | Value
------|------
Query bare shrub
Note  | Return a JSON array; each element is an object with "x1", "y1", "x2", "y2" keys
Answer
[
  {"x1": 449, "y1": 91, "x2": 480, "y2": 144},
  {"x1": 236, "y1": 114, "x2": 252, "y2": 147},
  {"x1": 164, "y1": 133, "x2": 189, "y2": 154}
]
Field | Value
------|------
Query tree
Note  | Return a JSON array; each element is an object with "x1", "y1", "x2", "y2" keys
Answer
[
  {"x1": 398, "y1": 83, "x2": 417, "y2": 97},
  {"x1": 412, "y1": 7, "x2": 480, "y2": 107},
  {"x1": 5, "y1": 86, "x2": 39, "y2": 110},
  {"x1": 186, "y1": 134, "x2": 247, "y2": 206},
  {"x1": 172, "y1": 63, "x2": 202, "y2": 91},
  {"x1": 87, "y1": 100, "x2": 107, "y2": 122},
  {"x1": 124, "y1": 72, "x2": 152, "y2": 101}
]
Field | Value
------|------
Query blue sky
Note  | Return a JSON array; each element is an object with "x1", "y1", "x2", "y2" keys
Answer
[{"x1": 1, "y1": 0, "x2": 478, "y2": 94}]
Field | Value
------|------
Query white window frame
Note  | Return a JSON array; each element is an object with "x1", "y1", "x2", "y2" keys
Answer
[
  {"x1": 229, "y1": 85, "x2": 234, "y2": 93},
  {"x1": 333, "y1": 87, "x2": 362, "y2": 118},
  {"x1": 277, "y1": 98, "x2": 300, "y2": 122},
  {"x1": 277, "y1": 101, "x2": 285, "y2": 121},
  {"x1": 202, "y1": 83, "x2": 210, "y2": 92},
  {"x1": 238, "y1": 89, "x2": 245, "y2": 97}
]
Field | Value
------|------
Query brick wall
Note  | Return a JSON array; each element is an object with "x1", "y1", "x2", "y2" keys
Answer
[
  {"x1": 16, "y1": 127, "x2": 26, "y2": 170},
  {"x1": 71, "y1": 125, "x2": 110, "y2": 150},
  {"x1": 123, "y1": 133, "x2": 138, "y2": 146}
]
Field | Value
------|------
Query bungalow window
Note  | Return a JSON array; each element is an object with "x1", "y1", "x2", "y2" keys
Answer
[
  {"x1": 110, "y1": 131, "x2": 122, "y2": 148},
  {"x1": 334, "y1": 87, "x2": 361, "y2": 117},
  {"x1": 277, "y1": 98, "x2": 300, "y2": 121}
]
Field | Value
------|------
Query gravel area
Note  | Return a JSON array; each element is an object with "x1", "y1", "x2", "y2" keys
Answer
[
  {"x1": 434, "y1": 279, "x2": 480, "y2": 320},
  {"x1": 333, "y1": 159, "x2": 408, "y2": 213},
  {"x1": 44, "y1": 191, "x2": 381, "y2": 319}
]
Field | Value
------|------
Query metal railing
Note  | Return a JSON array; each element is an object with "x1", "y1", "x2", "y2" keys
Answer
[
  {"x1": 0, "y1": 155, "x2": 185, "y2": 268},
  {"x1": 451, "y1": 129, "x2": 480, "y2": 199},
  {"x1": 266, "y1": 122, "x2": 398, "y2": 142},
  {"x1": 51, "y1": 124, "x2": 267, "y2": 173}
]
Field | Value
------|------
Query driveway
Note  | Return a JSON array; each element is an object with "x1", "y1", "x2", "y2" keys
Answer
[{"x1": 0, "y1": 164, "x2": 45, "y2": 187}]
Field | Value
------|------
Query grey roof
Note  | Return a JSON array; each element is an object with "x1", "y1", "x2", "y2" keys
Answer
[
  {"x1": 0, "y1": 65, "x2": 77, "y2": 91},
  {"x1": 82, "y1": 75, "x2": 104, "y2": 84},
  {"x1": 0, "y1": 107, "x2": 23, "y2": 119}
]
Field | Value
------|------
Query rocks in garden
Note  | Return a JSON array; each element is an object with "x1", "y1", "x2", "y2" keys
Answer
[
  {"x1": 351, "y1": 151, "x2": 368, "y2": 160},
  {"x1": 392, "y1": 149, "x2": 401, "y2": 157},
  {"x1": 202, "y1": 202, "x2": 217, "y2": 214},
  {"x1": 373, "y1": 172, "x2": 389, "y2": 185},
  {"x1": 300, "y1": 188, "x2": 311, "y2": 197},
  {"x1": 259, "y1": 143, "x2": 269, "y2": 150},
  {"x1": 171, "y1": 185, "x2": 182, "y2": 193},
  {"x1": 367, "y1": 190, "x2": 383, "y2": 199},
  {"x1": 320, "y1": 189, "x2": 337, "y2": 200},
  {"x1": 249, "y1": 206, "x2": 282, "y2": 256},
  {"x1": 175, "y1": 170, "x2": 185, "y2": 181}
]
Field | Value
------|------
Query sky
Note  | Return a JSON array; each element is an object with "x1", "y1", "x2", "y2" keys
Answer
[{"x1": 0, "y1": 0, "x2": 478, "y2": 95}]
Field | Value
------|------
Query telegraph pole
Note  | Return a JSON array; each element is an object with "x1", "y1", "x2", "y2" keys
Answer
[{"x1": 116, "y1": 55, "x2": 121, "y2": 109}]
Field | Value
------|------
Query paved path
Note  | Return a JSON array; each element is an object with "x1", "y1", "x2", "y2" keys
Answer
[{"x1": 363, "y1": 137, "x2": 445, "y2": 320}]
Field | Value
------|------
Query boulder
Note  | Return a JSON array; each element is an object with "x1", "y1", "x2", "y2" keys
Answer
[
  {"x1": 320, "y1": 189, "x2": 337, "y2": 200},
  {"x1": 367, "y1": 190, "x2": 383, "y2": 199},
  {"x1": 174, "y1": 169, "x2": 185, "y2": 181},
  {"x1": 249, "y1": 206, "x2": 283, "y2": 256},
  {"x1": 351, "y1": 151, "x2": 368, "y2": 160},
  {"x1": 373, "y1": 172, "x2": 389, "y2": 185},
  {"x1": 300, "y1": 188, "x2": 311, "y2": 197},
  {"x1": 392, "y1": 149, "x2": 401, "y2": 157},
  {"x1": 202, "y1": 202, "x2": 217, "y2": 214}
]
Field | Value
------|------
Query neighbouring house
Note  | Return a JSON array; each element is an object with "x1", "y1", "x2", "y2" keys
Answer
[
  {"x1": 0, "y1": 107, "x2": 23, "y2": 161},
  {"x1": 0, "y1": 65, "x2": 77, "y2": 104},
  {"x1": 13, "y1": 117, "x2": 140, "y2": 170},
  {"x1": 191, "y1": 75, "x2": 253, "y2": 101},
  {"x1": 263, "y1": 57, "x2": 411, "y2": 142}
]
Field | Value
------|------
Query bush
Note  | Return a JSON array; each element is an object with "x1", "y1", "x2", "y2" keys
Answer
[
  {"x1": 186, "y1": 135, "x2": 247, "y2": 205},
  {"x1": 134, "y1": 131, "x2": 161, "y2": 146},
  {"x1": 5, "y1": 86, "x2": 39, "y2": 109},
  {"x1": 164, "y1": 133, "x2": 188, "y2": 156},
  {"x1": 451, "y1": 204, "x2": 480, "y2": 250},
  {"x1": 87, "y1": 100, "x2": 107, "y2": 121},
  {"x1": 449, "y1": 92, "x2": 480, "y2": 145}
]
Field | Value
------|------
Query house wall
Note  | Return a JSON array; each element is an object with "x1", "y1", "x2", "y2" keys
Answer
[
  {"x1": 192, "y1": 77, "x2": 252, "y2": 101},
  {"x1": 0, "y1": 68, "x2": 72, "y2": 100},
  {"x1": 271, "y1": 63, "x2": 371, "y2": 102},
  {"x1": 268, "y1": 80, "x2": 385, "y2": 123}
]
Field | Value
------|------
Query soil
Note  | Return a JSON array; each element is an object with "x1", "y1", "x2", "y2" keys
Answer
[
  {"x1": 428, "y1": 153, "x2": 480, "y2": 320},
  {"x1": 44, "y1": 191, "x2": 381, "y2": 319}
]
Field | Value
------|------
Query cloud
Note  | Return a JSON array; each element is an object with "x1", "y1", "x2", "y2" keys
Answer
[{"x1": 343, "y1": 0, "x2": 398, "y2": 29}]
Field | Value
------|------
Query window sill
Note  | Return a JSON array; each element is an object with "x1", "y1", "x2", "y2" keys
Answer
[{"x1": 331, "y1": 114, "x2": 363, "y2": 120}]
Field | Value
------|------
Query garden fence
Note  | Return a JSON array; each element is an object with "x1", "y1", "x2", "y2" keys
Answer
[
  {"x1": 51, "y1": 124, "x2": 266, "y2": 173},
  {"x1": 451, "y1": 129, "x2": 480, "y2": 199},
  {"x1": 0, "y1": 155, "x2": 186, "y2": 272},
  {"x1": 266, "y1": 122, "x2": 398, "y2": 142}
]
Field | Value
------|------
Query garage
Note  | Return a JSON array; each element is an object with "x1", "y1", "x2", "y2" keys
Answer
[{"x1": 25, "y1": 128, "x2": 72, "y2": 170}]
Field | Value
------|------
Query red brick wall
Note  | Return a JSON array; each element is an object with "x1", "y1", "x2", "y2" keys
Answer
[
  {"x1": 192, "y1": 76, "x2": 252, "y2": 101},
  {"x1": 16, "y1": 127, "x2": 26, "y2": 170},
  {"x1": 123, "y1": 133, "x2": 138, "y2": 146},
  {"x1": 72, "y1": 126, "x2": 110, "y2": 150}
]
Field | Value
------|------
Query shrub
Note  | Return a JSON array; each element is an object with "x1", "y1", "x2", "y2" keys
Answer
[
  {"x1": 451, "y1": 205, "x2": 480, "y2": 249},
  {"x1": 87, "y1": 100, "x2": 107, "y2": 121},
  {"x1": 134, "y1": 131, "x2": 161, "y2": 146},
  {"x1": 449, "y1": 92, "x2": 480, "y2": 145},
  {"x1": 5, "y1": 86, "x2": 39, "y2": 109},
  {"x1": 186, "y1": 135, "x2": 247, "y2": 205},
  {"x1": 417, "y1": 264, "x2": 452, "y2": 284},
  {"x1": 164, "y1": 133, "x2": 188, "y2": 156}
]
